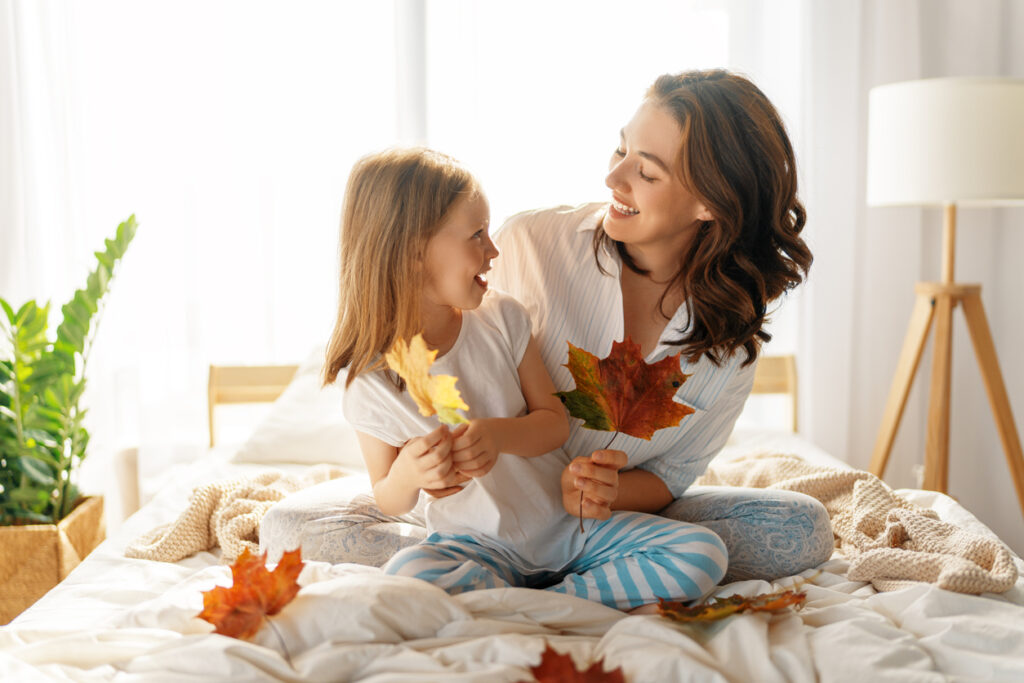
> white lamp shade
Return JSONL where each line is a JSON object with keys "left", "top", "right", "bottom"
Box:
{"left": 866, "top": 77, "right": 1024, "bottom": 207}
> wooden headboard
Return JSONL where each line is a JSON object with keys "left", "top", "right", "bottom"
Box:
{"left": 207, "top": 364, "right": 299, "bottom": 446}
{"left": 207, "top": 353, "right": 799, "bottom": 445}
{"left": 750, "top": 354, "right": 798, "bottom": 432}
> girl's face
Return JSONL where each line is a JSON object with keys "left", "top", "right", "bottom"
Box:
{"left": 421, "top": 191, "right": 498, "bottom": 312}
{"left": 603, "top": 100, "right": 713, "bottom": 254}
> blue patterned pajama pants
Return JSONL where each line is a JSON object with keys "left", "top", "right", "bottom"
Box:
{"left": 382, "top": 511, "right": 728, "bottom": 610}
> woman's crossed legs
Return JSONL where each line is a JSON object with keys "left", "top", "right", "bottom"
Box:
{"left": 260, "top": 480, "right": 833, "bottom": 584}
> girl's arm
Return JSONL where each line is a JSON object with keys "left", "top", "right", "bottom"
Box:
{"left": 357, "top": 424, "right": 463, "bottom": 515}
{"left": 451, "top": 335, "right": 569, "bottom": 476}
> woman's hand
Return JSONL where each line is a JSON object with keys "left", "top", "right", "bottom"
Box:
{"left": 392, "top": 424, "right": 464, "bottom": 491}
{"left": 450, "top": 420, "right": 500, "bottom": 478}
{"left": 561, "top": 448, "right": 629, "bottom": 520}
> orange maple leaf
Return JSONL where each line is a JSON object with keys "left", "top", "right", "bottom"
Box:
{"left": 657, "top": 588, "right": 806, "bottom": 623}
{"left": 197, "top": 547, "right": 304, "bottom": 639}
{"left": 555, "top": 338, "right": 694, "bottom": 440}
{"left": 525, "top": 644, "right": 625, "bottom": 683}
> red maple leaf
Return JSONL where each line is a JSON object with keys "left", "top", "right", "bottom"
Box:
{"left": 555, "top": 338, "right": 694, "bottom": 440}
{"left": 197, "top": 547, "right": 304, "bottom": 639}
{"left": 525, "top": 644, "right": 625, "bottom": 683}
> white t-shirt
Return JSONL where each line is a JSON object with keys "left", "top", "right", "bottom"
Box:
{"left": 491, "top": 203, "right": 757, "bottom": 498}
{"left": 343, "top": 290, "right": 584, "bottom": 572}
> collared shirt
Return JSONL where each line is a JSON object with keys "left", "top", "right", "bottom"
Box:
{"left": 491, "top": 202, "right": 757, "bottom": 498}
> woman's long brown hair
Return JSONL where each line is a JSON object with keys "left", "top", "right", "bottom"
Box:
{"left": 324, "top": 147, "right": 476, "bottom": 387}
{"left": 594, "top": 69, "right": 812, "bottom": 367}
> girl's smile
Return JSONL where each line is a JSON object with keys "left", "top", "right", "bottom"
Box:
{"left": 421, "top": 191, "right": 498, "bottom": 316}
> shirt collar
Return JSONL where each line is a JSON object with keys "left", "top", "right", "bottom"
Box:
{"left": 575, "top": 204, "right": 607, "bottom": 233}
{"left": 578, "top": 204, "right": 620, "bottom": 275}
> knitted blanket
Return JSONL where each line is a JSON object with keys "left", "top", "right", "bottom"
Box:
{"left": 696, "top": 454, "right": 1018, "bottom": 594}
{"left": 125, "top": 465, "right": 346, "bottom": 563}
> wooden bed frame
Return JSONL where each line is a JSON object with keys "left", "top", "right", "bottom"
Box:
{"left": 206, "top": 355, "right": 799, "bottom": 447}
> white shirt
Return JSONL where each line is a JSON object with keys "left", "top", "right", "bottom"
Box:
{"left": 491, "top": 203, "right": 757, "bottom": 498}
{"left": 343, "top": 291, "right": 584, "bottom": 572}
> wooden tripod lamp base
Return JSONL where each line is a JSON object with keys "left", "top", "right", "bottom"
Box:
{"left": 868, "top": 205, "right": 1024, "bottom": 518}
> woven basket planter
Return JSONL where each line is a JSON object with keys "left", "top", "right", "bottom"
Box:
{"left": 0, "top": 496, "right": 105, "bottom": 624}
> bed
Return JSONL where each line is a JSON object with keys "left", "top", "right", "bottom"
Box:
{"left": 2, "top": 351, "right": 1023, "bottom": 682}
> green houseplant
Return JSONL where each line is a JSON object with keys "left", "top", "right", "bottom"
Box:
{"left": 0, "top": 216, "right": 138, "bottom": 526}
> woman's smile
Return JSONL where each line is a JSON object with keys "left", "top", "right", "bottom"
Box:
{"left": 609, "top": 198, "right": 640, "bottom": 217}
{"left": 603, "top": 100, "right": 712, "bottom": 254}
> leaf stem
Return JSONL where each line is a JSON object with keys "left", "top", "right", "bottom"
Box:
{"left": 579, "top": 432, "right": 618, "bottom": 534}
{"left": 264, "top": 615, "right": 293, "bottom": 668}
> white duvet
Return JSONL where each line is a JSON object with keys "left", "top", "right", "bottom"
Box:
{"left": 3, "top": 437, "right": 1024, "bottom": 682}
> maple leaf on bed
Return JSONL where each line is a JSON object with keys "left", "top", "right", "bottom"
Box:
{"left": 385, "top": 333, "right": 470, "bottom": 425}
{"left": 197, "top": 547, "right": 304, "bottom": 640}
{"left": 657, "top": 587, "right": 807, "bottom": 623}
{"left": 524, "top": 644, "right": 625, "bottom": 683}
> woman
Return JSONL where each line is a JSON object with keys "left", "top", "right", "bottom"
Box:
{"left": 261, "top": 69, "right": 833, "bottom": 582}
{"left": 489, "top": 69, "right": 832, "bottom": 580}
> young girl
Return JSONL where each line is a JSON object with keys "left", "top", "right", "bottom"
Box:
{"left": 323, "top": 147, "right": 727, "bottom": 610}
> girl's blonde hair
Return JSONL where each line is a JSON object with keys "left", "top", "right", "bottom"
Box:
{"left": 324, "top": 147, "right": 477, "bottom": 387}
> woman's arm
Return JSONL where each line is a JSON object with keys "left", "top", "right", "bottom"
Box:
{"left": 612, "top": 469, "right": 673, "bottom": 512}
{"left": 451, "top": 335, "right": 569, "bottom": 475}
{"left": 563, "top": 361, "right": 754, "bottom": 518}
{"left": 560, "top": 449, "right": 673, "bottom": 518}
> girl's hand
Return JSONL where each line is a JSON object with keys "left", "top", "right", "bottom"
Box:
{"left": 561, "top": 449, "right": 628, "bottom": 520}
{"left": 450, "top": 420, "right": 500, "bottom": 478}
{"left": 422, "top": 479, "right": 470, "bottom": 498}
{"left": 393, "top": 424, "right": 463, "bottom": 491}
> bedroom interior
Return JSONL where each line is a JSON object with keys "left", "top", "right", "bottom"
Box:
{"left": 864, "top": 77, "right": 1024, "bottom": 515}
{"left": 2, "top": 0, "right": 1024, "bottom": 680}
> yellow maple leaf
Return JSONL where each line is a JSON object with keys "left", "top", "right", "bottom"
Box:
{"left": 384, "top": 333, "right": 469, "bottom": 425}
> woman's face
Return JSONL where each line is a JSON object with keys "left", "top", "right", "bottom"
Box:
{"left": 603, "top": 100, "right": 712, "bottom": 255}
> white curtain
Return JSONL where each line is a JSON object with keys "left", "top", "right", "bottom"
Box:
{"left": 0, "top": 0, "right": 77, "bottom": 306}
{"left": 800, "top": 0, "right": 1024, "bottom": 553}
{"left": 3, "top": 0, "right": 806, "bottom": 525}
{"left": 2, "top": 0, "right": 401, "bottom": 520}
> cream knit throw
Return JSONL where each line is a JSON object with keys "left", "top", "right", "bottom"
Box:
{"left": 696, "top": 453, "right": 1018, "bottom": 594}
{"left": 125, "top": 465, "right": 346, "bottom": 563}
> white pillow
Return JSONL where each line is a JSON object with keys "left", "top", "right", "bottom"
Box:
{"left": 231, "top": 347, "right": 366, "bottom": 469}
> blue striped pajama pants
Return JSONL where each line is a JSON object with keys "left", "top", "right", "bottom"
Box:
{"left": 381, "top": 511, "right": 728, "bottom": 610}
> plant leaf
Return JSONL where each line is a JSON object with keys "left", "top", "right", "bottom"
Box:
{"left": 54, "top": 215, "right": 137, "bottom": 356}
{"left": 526, "top": 644, "right": 624, "bottom": 683}
{"left": 11, "top": 456, "right": 56, "bottom": 486}
{"left": 384, "top": 333, "right": 469, "bottom": 425}
{"left": 555, "top": 338, "right": 695, "bottom": 440}
{"left": 197, "top": 547, "right": 304, "bottom": 640}
{"left": 0, "top": 298, "right": 15, "bottom": 325}
{"left": 657, "top": 588, "right": 807, "bottom": 623}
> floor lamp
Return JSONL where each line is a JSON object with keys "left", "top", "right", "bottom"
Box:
{"left": 865, "top": 77, "right": 1024, "bottom": 518}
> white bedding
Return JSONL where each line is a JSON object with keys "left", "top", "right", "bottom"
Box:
{"left": 3, "top": 433, "right": 1024, "bottom": 682}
